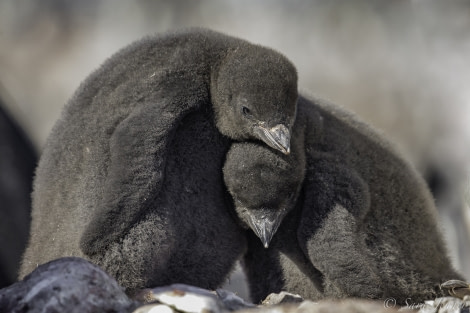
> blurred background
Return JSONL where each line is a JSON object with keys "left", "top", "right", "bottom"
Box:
{"left": 0, "top": 0, "right": 469, "bottom": 299}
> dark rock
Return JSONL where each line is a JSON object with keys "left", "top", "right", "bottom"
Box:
{"left": 0, "top": 257, "right": 137, "bottom": 313}
{"left": 3, "top": 268, "right": 467, "bottom": 313}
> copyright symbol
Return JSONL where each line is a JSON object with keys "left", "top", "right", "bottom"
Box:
{"left": 384, "top": 297, "right": 396, "bottom": 308}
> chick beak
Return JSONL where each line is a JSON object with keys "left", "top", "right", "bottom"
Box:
{"left": 254, "top": 124, "right": 291, "bottom": 155}
{"left": 245, "top": 208, "right": 287, "bottom": 248}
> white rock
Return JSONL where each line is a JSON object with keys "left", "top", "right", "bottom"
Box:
{"left": 133, "top": 304, "right": 175, "bottom": 313}
{"left": 144, "top": 284, "right": 223, "bottom": 313}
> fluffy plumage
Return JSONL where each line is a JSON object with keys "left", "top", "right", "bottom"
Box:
{"left": 20, "top": 28, "right": 298, "bottom": 292}
{"left": 223, "top": 112, "right": 306, "bottom": 248}
{"left": 224, "top": 95, "right": 463, "bottom": 304}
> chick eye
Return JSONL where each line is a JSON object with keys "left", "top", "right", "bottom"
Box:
{"left": 242, "top": 106, "right": 251, "bottom": 116}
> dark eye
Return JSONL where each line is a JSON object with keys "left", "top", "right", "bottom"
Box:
{"left": 242, "top": 106, "right": 251, "bottom": 116}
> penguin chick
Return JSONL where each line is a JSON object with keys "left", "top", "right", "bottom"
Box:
{"left": 20, "top": 28, "right": 298, "bottom": 293}
{"left": 223, "top": 115, "right": 306, "bottom": 248}
{"left": 224, "top": 106, "right": 325, "bottom": 301}
{"left": 225, "top": 94, "right": 464, "bottom": 304}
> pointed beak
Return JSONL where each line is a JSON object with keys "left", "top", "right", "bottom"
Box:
{"left": 245, "top": 208, "right": 288, "bottom": 248}
{"left": 254, "top": 124, "right": 291, "bottom": 155}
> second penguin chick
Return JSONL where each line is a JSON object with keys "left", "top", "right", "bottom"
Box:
{"left": 223, "top": 118, "right": 306, "bottom": 248}
{"left": 224, "top": 95, "right": 464, "bottom": 304}
{"left": 224, "top": 106, "right": 323, "bottom": 301}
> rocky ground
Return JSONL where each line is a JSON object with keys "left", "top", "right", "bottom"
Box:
{"left": 1, "top": 257, "right": 469, "bottom": 313}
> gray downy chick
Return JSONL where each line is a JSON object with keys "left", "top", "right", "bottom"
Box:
{"left": 20, "top": 28, "right": 298, "bottom": 293}
{"left": 224, "top": 94, "right": 464, "bottom": 304}
{"left": 223, "top": 116, "right": 306, "bottom": 248}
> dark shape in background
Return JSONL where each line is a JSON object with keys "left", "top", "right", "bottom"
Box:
{"left": 0, "top": 85, "right": 37, "bottom": 288}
